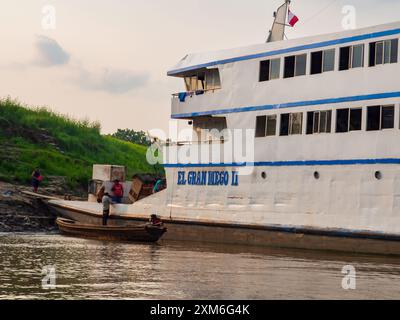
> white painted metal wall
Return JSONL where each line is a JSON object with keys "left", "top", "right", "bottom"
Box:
{"left": 122, "top": 21, "right": 400, "bottom": 235}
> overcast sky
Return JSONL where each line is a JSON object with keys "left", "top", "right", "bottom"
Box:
{"left": 0, "top": 0, "right": 399, "bottom": 134}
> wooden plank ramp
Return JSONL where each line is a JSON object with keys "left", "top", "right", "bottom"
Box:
{"left": 21, "top": 191, "right": 61, "bottom": 201}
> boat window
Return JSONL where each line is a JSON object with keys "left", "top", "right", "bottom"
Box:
{"left": 339, "top": 47, "right": 350, "bottom": 71}
{"left": 280, "top": 113, "right": 290, "bottom": 136}
{"left": 259, "top": 58, "right": 280, "bottom": 82}
{"left": 280, "top": 113, "right": 303, "bottom": 136}
{"left": 184, "top": 74, "right": 205, "bottom": 92}
{"left": 255, "top": 115, "right": 277, "bottom": 137}
{"left": 367, "top": 106, "right": 380, "bottom": 131}
{"left": 255, "top": 116, "right": 267, "bottom": 137}
{"left": 183, "top": 69, "right": 220, "bottom": 92}
{"left": 323, "top": 49, "right": 335, "bottom": 72}
{"left": 369, "top": 39, "right": 398, "bottom": 67}
{"left": 391, "top": 39, "right": 399, "bottom": 63}
{"left": 311, "top": 51, "right": 323, "bottom": 75}
{"left": 270, "top": 59, "right": 281, "bottom": 80}
{"left": 266, "top": 115, "right": 277, "bottom": 136}
{"left": 284, "top": 54, "right": 306, "bottom": 78}
{"left": 336, "top": 108, "right": 362, "bottom": 133}
{"left": 295, "top": 54, "right": 307, "bottom": 76}
{"left": 259, "top": 60, "right": 270, "bottom": 82}
{"left": 193, "top": 116, "right": 227, "bottom": 141}
{"left": 376, "top": 42, "right": 384, "bottom": 65}
{"left": 339, "top": 45, "right": 364, "bottom": 71}
{"left": 284, "top": 56, "right": 295, "bottom": 78}
{"left": 352, "top": 44, "right": 364, "bottom": 68}
{"left": 349, "top": 109, "right": 362, "bottom": 131}
{"left": 197, "top": 74, "right": 205, "bottom": 90}
{"left": 336, "top": 109, "right": 349, "bottom": 132}
{"left": 205, "top": 69, "right": 221, "bottom": 90}
{"left": 306, "top": 110, "right": 332, "bottom": 134}
{"left": 382, "top": 106, "right": 395, "bottom": 129}
{"left": 311, "top": 49, "right": 335, "bottom": 75}
{"left": 367, "top": 105, "right": 395, "bottom": 131}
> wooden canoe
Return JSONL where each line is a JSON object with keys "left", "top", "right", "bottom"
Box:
{"left": 56, "top": 218, "right": 167, "bottom": 242}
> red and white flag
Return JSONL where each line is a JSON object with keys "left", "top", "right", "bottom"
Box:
{"left": 288, "top": 9, "right": 299, "bottom": 27}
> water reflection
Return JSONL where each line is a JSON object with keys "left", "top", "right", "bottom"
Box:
{"left": 0, "top": 233, "right": 400, "bottom": 299}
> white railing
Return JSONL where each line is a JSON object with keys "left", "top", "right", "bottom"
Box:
{"left": 171, "top": 88, "right": 220, "bottom": 98}
{"left": 166, "top": 138, "right": 225, "bottom": 146}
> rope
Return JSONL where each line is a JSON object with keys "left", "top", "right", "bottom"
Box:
{"left": 301, "top": 0, "right": 342, "bottom": 25}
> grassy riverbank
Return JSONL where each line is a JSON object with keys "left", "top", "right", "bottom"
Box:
{"left": 0, "top": 98, "right": 161, "bottom": 190}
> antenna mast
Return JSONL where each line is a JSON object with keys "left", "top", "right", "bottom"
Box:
{"left": 266, "top": 0, "right": 291, "bottom": 43}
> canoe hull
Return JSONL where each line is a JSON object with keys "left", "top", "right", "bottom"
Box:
{"left": 56, "top": 218, "right": 167, "bottom": 242}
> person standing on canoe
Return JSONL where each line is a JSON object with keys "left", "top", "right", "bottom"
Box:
{"left": 102, "top": 192, "right": 114, "bottom": 226}
{"left": 111, "top": 179, "right": 124, "bottom": 204}
{"left": 31, "top": 168, "right": 43, "bottom": 193}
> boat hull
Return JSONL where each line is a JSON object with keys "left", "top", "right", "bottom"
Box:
{"left": 56, "top": 218, "right": 167, "bottom": 242}
{"left": 48, "top": 202, "right": 400, "bottom": 255}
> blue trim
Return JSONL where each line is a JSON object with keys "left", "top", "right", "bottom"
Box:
{"left": 168, "top": 27, "right": 400, "bottom": 76}
{"left": 172, "top": 91, "right": 400, "bottom": 119}
{"left": 164, "top": 158, "right": 400, "bottom": 168}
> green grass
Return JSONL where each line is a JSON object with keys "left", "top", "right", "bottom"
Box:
{"left": 0, "top": 98, "right": 163, "bottom": 190}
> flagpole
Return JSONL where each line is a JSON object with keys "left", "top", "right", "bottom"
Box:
{"left": 266, "top": 0, "right": 291, "bottom": 42}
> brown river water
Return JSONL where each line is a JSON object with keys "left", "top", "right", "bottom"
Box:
{"left": 1, "top": 232, "right": 400, "bottom": 299}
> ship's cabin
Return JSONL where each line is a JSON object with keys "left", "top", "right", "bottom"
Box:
{"left": 168, "top": 22, "right": 400, "bottom": 147}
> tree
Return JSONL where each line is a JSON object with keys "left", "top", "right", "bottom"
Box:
{"left": 112, "top": 129, "right": 151, "bottom": 146}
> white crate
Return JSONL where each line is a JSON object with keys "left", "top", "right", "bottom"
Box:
{"left": 92, "top": 165, "right": 126, "bottom": 182}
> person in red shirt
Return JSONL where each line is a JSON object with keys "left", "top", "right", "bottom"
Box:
{"left": 150, "top": 214, "right": 162, "bottom": 226}
{"left": 111, "top": 179, "right": 124, "bottom": 204}
{"left": 31, "top": 168, "right": 43, "bottom": 193}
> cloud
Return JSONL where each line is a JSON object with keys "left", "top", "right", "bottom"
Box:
{"left": 32, "top": 35, "right": 149, "bottom": 94}
{"left": 34, "top": 35, "right": 70, "bottom": 67}
{"left": 76, "top": 67, "right": 149, "bottom": 94}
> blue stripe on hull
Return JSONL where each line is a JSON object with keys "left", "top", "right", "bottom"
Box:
{"left": 164, "top": 158, "right": 400, "bottom": 168}
{"left": 172, "top": 91, "right": 400, "bottom": 119}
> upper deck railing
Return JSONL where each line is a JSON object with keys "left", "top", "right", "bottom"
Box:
{"left": 172, "top": 88, "right": 220, "bottom": 99}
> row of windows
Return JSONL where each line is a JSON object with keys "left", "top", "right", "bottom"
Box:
{"left": 255, "top": 105, "right": 396, "bottom": 138}
{"left": 184, "top": 69, "right": 221, "bottom": 92}
{"left": 259, "top": 38, "right": 399, "bottom": 82}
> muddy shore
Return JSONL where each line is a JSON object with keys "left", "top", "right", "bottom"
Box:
{"left": 0, "top": 179, "right": 86, "bottom": 232}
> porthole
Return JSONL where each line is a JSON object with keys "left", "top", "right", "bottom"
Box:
{"left": 375, "top": 171, "right": 382, "bottom": 180}
{"left": 261, "top": 172, "right": 267, "bottom": 180}
{"left": 314, "top": 171, "right": 320, "bottom": 180}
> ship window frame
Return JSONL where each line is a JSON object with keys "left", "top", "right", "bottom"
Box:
{"left": 184, "top": 72, "right": 205, "bottom": 92}
{"left": 205, "top": 69, "right": 221, "bottom": 90}
{"left": 339, "top": 44, "right": 364, "bottom": 71}
{"left": 259, "top": 58, "right": 281, "bottom": 82}
{"left": 284, "top": 54, "right": 307, "bottom": 78}
{"left": 280, "top": 112, "right": 303, "bottom": 136}
{"left": 335, "top": 108, "right": 362, "bottom": 133}
{"left": 183, "top": 69, "right": 221, "bottom": 92}
{"left": 310, "top": 49, "right": 335, "bottom": 75}
{"left": 323, "top": 49, "right": 336, "bottom": 72}
{"left": 306, "top": 110, "right": 332, "bottom": 134}
{"left": 295, "top": 54, "right": 307, "bottom": 77}
{"left": 369, "top": 39, "right": 398, "bottom": 67}
{"left": 255, "top": 115, "right": 277, "bottom": 137}
{"left": 255, "top": 116, "right": 267, "bottom": 138}
{"left": 367, "top": 105, "right": 395, "bottom": 131}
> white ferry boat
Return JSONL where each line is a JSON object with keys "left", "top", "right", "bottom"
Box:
{"left": 48, "top": 1, "right": 400, "bottom": 255}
